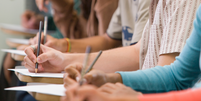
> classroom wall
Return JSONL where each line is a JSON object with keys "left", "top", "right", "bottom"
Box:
{"left": 0, "top": 0, "right": 26, "bottom": 73}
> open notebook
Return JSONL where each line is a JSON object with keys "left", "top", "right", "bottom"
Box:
{"left": 5, "top": 84, "right": 65, "bottom": 96}
{"left": 9, "top": 68, "right": 64, "bottom": 78}
{"left": 0, "top": 23, "right": 55, "bottom": 34}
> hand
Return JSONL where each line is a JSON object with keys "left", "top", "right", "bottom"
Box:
{"left": 35, "top": 0, "right": 49, "bottom": 12}
{"left": 29, "top": 33, "right": 68, "bottom": 52}
{"left": 64, "top": 63, "right": 122, "bottom": 87}
{"left": 61, "top": 84, "right": 140, "bottom": 101}
{"left": 61, "top": 84, "right": 113, "bottom": 101}
{"left": 98, "top": 83, "right": 142, "bottom": 97}
{"left": 24, "top": 44, "right": 66, "bottom": 73}
{"left": 63, "top": 63, "right": 82, "bottom": 88}
{"left": 64, "top": 63, "right": 108, "bottom": 87}
{"left": 21, "top": 10, "right": 44, "bottom": 29}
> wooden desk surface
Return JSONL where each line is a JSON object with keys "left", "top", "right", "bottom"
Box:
{"left": 31, "top": 92, "right": 61, "bottom": 101}
{"left": 11, "top": 53, "right": 25, "bottom": 61}
{"left": 1, "top": 27, "right": 36, "bottom": 37}
{"left": 15, "top": 72, "right": 64, "bottom": 84}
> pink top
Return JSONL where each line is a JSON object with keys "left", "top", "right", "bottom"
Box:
{"left": 139, "top": 88, "right": 201, "bottom": 101}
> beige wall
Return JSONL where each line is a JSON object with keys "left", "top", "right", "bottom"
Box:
{"left": 0, "top": 0, "right": 25, "bottom": 73}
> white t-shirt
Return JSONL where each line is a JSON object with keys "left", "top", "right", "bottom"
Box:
{"left": 107, "top": 0, "right": 150, "bottom": 46}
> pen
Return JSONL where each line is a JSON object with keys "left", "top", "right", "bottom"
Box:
{"left": 85, "top": 50, "right": 102, "bottom": 74}
{"left": 43, "top": 16, "right": 48, "bottom": 44}
{"left": 79, "top": 46, "right": 91, "bottom": 86}
{"left": 35, "top": 21, "right": 43, "bottom": 73}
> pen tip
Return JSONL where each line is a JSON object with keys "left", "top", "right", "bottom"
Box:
{"left": 35, "top": 69, "right": 38, "bottom": 74}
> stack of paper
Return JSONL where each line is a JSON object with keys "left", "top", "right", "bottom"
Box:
{"left": 5, "top": 84, "right": 65, "bottom": 96}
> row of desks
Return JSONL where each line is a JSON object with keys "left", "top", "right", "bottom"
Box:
{"left": 1, "top": 25, "right": 62, "bottom": 101}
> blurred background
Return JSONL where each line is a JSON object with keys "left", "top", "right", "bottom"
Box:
{"left": 0, "top": 0, "right": 40, "bottom": 73}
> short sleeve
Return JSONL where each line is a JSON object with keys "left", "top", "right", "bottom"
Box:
{"left": 106, "top": 5, "right": 122, "bottom": 40}
{"left": 130, "top": 0, "right": 150, "bottom": 44}
{"left": 160, "top": 0, "right": 199, "bottom": 55}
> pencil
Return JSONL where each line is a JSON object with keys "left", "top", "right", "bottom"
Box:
{"left": 43, "top": 16, "right": 48, "bottom": 44}
{"left": 35, "top": 21, "right": 43, "bottom": 73}
{"left": 79, "top": 46, "right": 91, "bottom": 86}
{"left": 85, "top": 50, "right": 102, "bottom": 74}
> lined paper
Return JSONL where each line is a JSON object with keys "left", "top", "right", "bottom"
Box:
{"left": 5, "top": 84, "right": 65, "bottom": 96}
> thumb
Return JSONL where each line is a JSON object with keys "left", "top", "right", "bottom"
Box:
{"left": 65, "top": 67, "right": 81, "bottom": 80}
{"left": 84, "top": 71, "right": 95, "bottom": 84}
{"left": 40, "top": 44, "right": 52, "bottom": 53}
{"left": 37, "top": 51, "right": 54, "bottom": 63}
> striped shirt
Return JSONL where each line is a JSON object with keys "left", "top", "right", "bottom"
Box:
{"left": 138, "top": 0, "right": 201, "bottom": 70}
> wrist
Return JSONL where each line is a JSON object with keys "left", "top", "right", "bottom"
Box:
{"left": 62, "top": 38, "right": 71, "bottom": 53}
{"left": 106, "top": 73, "right": 122, "bottom": 83}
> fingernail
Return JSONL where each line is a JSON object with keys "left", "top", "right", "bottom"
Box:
{"left": 33, "top": 59, "right": 36, "bottom": 63}
{"left": 37, "top": 57, "right": 41, "bottom": 63}
{"left": 76, "top": 77, "right": 80, "bottom": 82}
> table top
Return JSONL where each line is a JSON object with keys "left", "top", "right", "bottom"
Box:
{"left": 11, "top": 53, "right": 25, "bottom": 61}
{"left": 15, "top": 72, "right": 64, "bottom": 84}
{"left": 32, "top": 92, "right": 61, "bottom": 101}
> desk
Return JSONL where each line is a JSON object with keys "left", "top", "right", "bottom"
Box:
{"left": 15, "top": 71, "right": 64, "bottom": 101}
{"left": 15, "top": 72, "right": 63, "bottom": 84}
{"left": 31, "top": 92, "right": 61, "bottom": 101}
{"left": 11, "top": 53, "right": 25, "bottom": 61}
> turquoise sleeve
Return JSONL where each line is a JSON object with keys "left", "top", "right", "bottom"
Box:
{"left": 117, "top": 5, "right": 201, "bottom": 94}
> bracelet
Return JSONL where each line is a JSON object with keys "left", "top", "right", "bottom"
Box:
{"left": 65, "top": 38, "right": 71, "bottom": 52}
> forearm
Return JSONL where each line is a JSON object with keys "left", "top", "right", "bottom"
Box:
{"left": 66, "top": 44, "right": 139, "bottom": 73}
{"left": 70, "top": 34, "right": 121, "bottom": 53}
{"left": 118, "top": 66, "right": 180, "bottom": 93}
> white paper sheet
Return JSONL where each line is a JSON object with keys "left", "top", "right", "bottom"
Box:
{"left": 5, "top": 84, "right": 65, "bottom": 96}
{"left": 0, "top": 23, "right": 55, "bottom": 34}
{"left": 8, "top": 68, "right": 64, "bottom": 78}
{"left": 7, "top": 38, "right": 29, "bottom": 45}
{"left": 1, "top": 49, "right": 26, "bottom": 56}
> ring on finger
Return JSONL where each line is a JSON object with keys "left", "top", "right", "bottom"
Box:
{"left": 30, "top": 45, "right": 36, "bottom": 53}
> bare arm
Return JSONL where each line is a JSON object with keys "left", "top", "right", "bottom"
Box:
{"left": 70, "top": 34, "right": 122, "bottom": 52}
{"left": 65, "top": 39, "right": 141, "bottom": 73}
{"left": 157, "top": 53, "right": 179, "bottom": 66}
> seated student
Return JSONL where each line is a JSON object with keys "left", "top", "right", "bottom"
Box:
{"left": 34, "top": 0, "right": 118, "bottom": 39}
{"left": 24, "top": 0, "right": 200, "bottom": 74}
{"left": 60, "top": 4, "right": 201, "bottom": 101}
{"left": 1, "top": 0, "right": 118, "bottom": 101}
{"left": 30, "top": 0, "right": 150, "bottom": 53}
